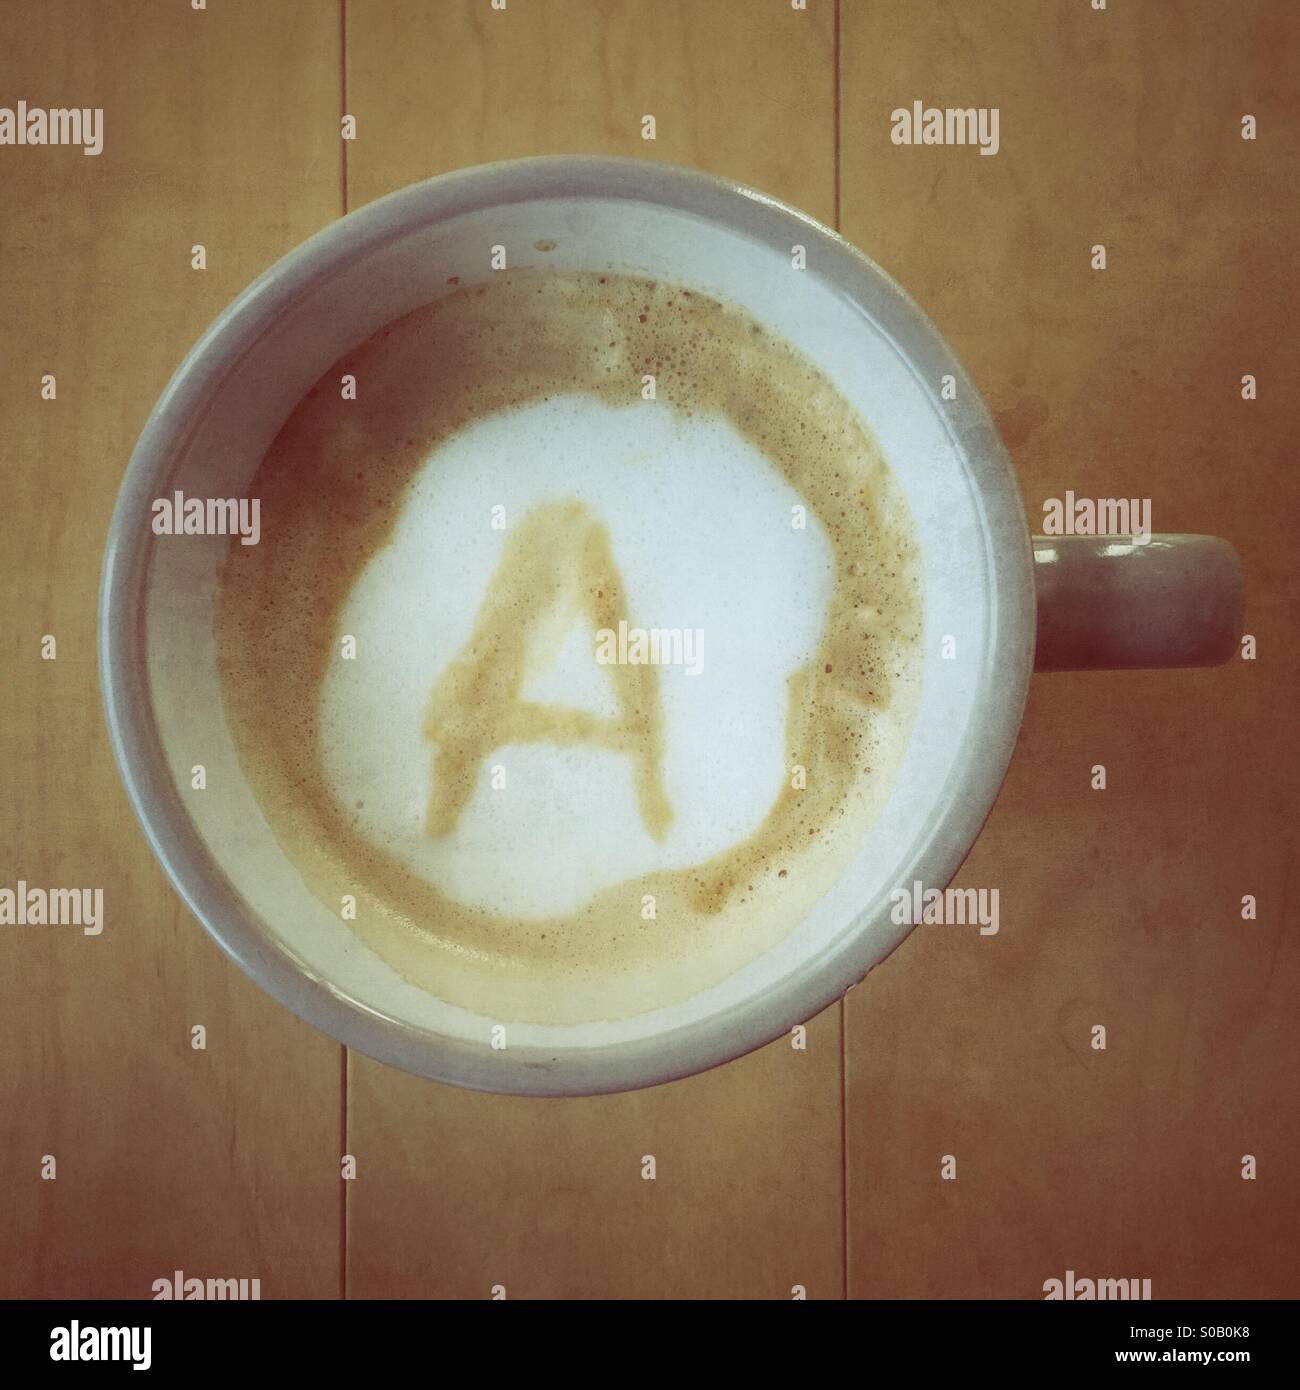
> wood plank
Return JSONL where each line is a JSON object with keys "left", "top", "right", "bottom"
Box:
{"left": 840, "top": 0, "right": 1300, "bottom": 1297}
{"left": 343, "top": 0, "right": 844, "bottom": 1298}
{"left": 344, "top": 0, "right": 836, "bottom": 223}
{"left": 0, "top": 0, "right": 345, "bottom": 1298}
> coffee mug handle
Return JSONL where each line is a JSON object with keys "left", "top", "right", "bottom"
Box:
{"left": 1032, "top": 534, "right": 1244, "bottom": 672}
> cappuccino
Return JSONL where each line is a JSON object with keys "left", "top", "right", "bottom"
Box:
{"left": 216, "top": 271, "right": 922, "bottom": 1024}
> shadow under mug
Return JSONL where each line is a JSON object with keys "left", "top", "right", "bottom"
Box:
{"left": 99, "top": 157, "right": 1244, "bottom": 1095}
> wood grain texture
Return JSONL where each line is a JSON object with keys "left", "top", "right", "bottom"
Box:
{"left": 342, "top": 0, "right": 844, "bottom": 1299}
{"left": 3, "top": 0, "right": 1295, "bottom": 1303}
{"left": 345, "top": 0, "right": 837, "bottom": 224}
{"left": 0, "top": 0, "right": 343, "bottom": 1298}
{"left": 839, "top": 0, "right": 1300, "bottom": 1297}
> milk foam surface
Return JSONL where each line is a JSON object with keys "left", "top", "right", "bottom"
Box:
{"left": 216, "top": 270, "right": 923, "bottom": 1024}
{"left": 321, "top": 396, "right": 833, "bottom": 919}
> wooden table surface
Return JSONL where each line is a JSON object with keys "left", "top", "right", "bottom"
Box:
{"left": 1, "top": 0, "right": 1295, "bottom": 1299}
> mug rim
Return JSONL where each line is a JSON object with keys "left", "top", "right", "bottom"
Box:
{"left": 98, "top": 155, "right": 1034, "bottom": 1095}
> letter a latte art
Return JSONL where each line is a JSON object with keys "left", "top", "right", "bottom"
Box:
{"left": 216, "top": 270, "right": 923, "bottom": 1024}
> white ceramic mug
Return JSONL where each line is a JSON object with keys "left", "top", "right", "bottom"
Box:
{"left": 99, "top": 157, "right": 1243, "bottom": 1095}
